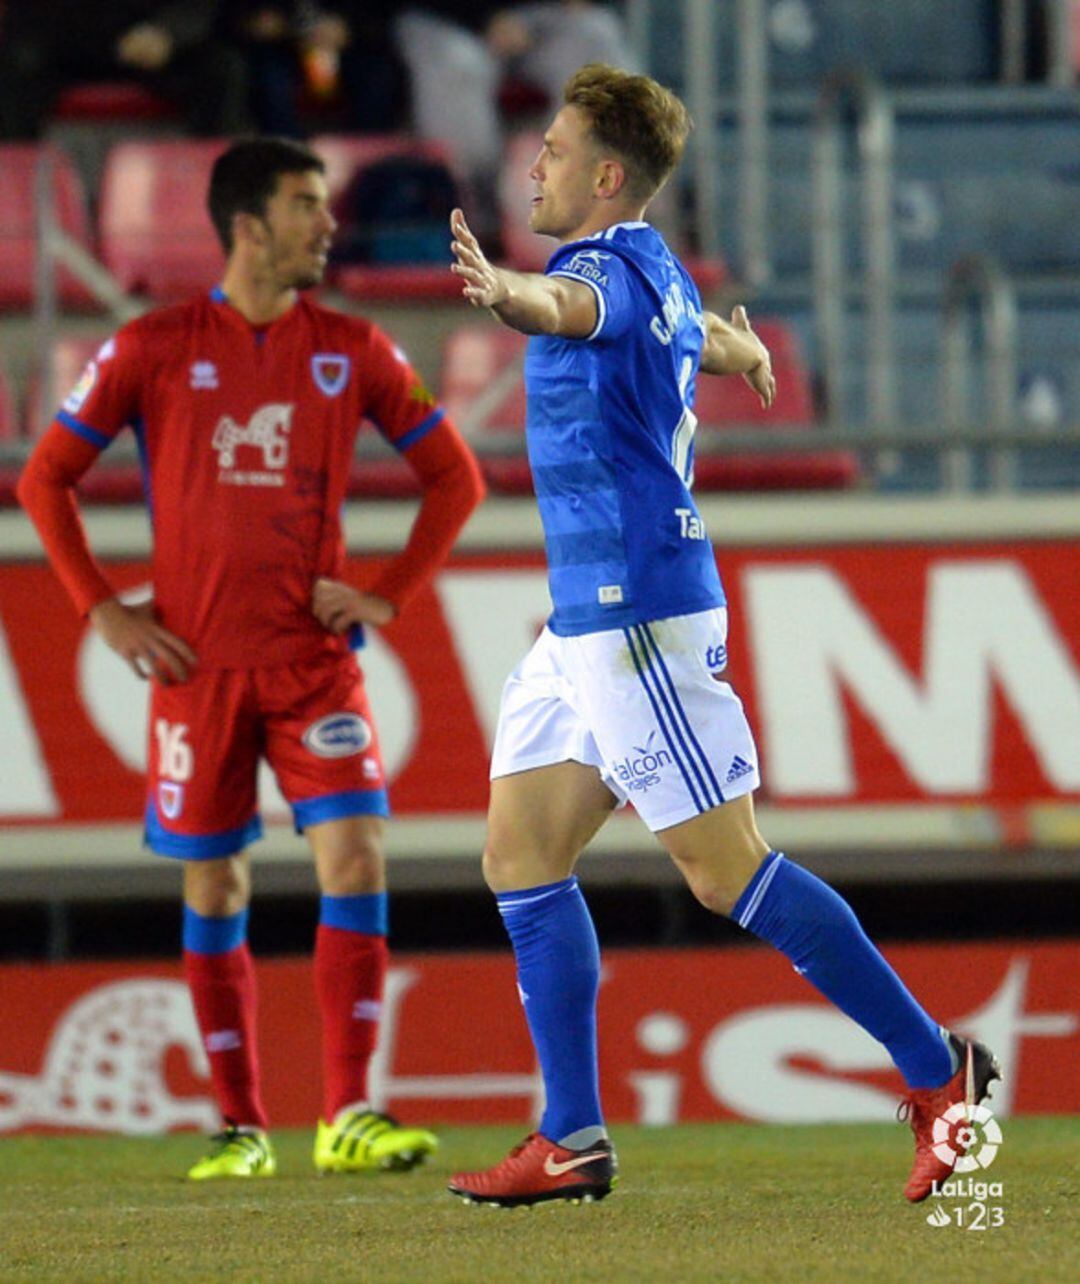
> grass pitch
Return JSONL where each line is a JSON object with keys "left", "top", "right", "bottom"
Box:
{"left": 1, "top": 1119, "right": 1076, "bottom": 1283}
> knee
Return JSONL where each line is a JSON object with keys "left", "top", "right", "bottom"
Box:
{"left": 481, "top": 838, "right": 518, "bottom": 894}
{"left": 318, "top": 831, "right": 385, "bottom": 896}
{"left": 685, "top": 873, "right": 740, "bottom": 919}
{"left": 184, "top": 857, "right": 250, "bottom": 917}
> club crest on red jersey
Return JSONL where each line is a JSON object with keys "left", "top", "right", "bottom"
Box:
{"left": 312, "top": 354, "right": 350, "bottom": 397}
{"left": 158, "top": 782, "right": 184, "bottom": 820}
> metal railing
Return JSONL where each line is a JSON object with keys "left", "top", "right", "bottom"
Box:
{"left": 941, "top": 257, "right": 1020, "bottom": 491}
{"left": 812, "top": 70, "right": 897, "bottom": 430}
{"left": 31, "top": 151, "right": 142, "bottom": 426}
{"left": 1002, "top": 0, "right": 1076, "bottom": 86}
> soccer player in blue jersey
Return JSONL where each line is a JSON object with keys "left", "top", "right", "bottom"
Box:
{"left": 446, "top": 64, "right": 1000, "bottom": 1207}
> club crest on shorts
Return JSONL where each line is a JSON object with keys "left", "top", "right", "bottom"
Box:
{"left": 302, "top": 712, "right": 371, "bottom": 758}
{"left": 311, "top": 354, "right": 350, "bottom": 397}
{"left": 158, "top": 782, "right": 184, "bottom": 820}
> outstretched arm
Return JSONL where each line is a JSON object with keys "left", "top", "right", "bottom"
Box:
{"left": 450, "top": 209, "right": 597, "bottom": 338}
{"left": 700, "top": 306, "right": 776, "bottom": 409}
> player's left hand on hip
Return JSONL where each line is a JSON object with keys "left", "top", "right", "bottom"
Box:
{"left": 312, "top": 578, "right": 394, "bottom": 635}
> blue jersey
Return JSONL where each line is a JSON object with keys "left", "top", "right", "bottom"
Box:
{"left": 524, "top": 222, "right": 725, "bottom": 636}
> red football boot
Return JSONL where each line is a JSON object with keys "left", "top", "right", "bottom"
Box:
{"left": 898, "top": 1032, "right": 1002, "bottom": 1203}
{"left": 448, "top": 1132, "right": 618, "bottom": 1207}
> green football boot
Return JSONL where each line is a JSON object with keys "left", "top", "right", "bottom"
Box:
{"left": 187, "top": 1125, "right": 277, "bottom": 1180}
{"left": 313, "top": 1107, "right": 438, "bottom": 1174}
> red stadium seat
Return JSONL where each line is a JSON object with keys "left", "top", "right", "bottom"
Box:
{"left": 441, "top": 323, "right": 528, "bottom": 434}
{"left": 99, "top": 140, "right": 226, "bottom": 300}
{"left": 54, "top": 82, "right": 178, "bottom": 123}
{"left": 312, "top": 134, "right": 465, "bottom": 302}
{"left": 0, "top": 144, "right": 95, "bottom": 309}
{"left": 440, "top": 323, "right": 531, "bottom": 493}
{"left": 442, "top": 319, "right": 858, "bottom": 493}
{"left": 692, "top": 320, "right": 860, "bottom": 490}
{"left": 498, "top": 130, "right": 726, "bottom": 293}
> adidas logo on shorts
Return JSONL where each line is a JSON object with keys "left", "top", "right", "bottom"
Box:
{"left": 725, "top": 754, "right": 754, "bottom": 784}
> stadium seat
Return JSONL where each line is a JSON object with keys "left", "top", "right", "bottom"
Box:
{"left": 440, "top": 323, "right": 530, "bottom": 492}
{"left": 99, "top": 140, "right": 226, "bottom": 299}
{"left": 498, "top": 131, "right": 725, "bottom": 292}
{"left": 647, "top": 0, "right": 998, "bottom": 90}
{"left": 312, "top": 134, "right": 465, "bottom": 301}
{"left": 0, "top": 144, "right": 95, "bottom": 310}
{"left": 441, "top": 323, "right": 528, "bottom": 433}
{"left": 440, "top": 319, "right": 858, "bottom": 493}
{"left": 53, "top": 82, "right": 178, "bottom": 123}
{"left": 692, "top": 320, "right": 859, "bottom": 490}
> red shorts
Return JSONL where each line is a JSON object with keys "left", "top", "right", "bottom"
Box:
{"left": 145, "top": 651, "right": 388, "bottom": 859}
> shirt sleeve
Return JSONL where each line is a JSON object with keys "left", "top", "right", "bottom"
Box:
{"left": 351, "top": 324, "right": 485, "bottom": 612}
{"left": 546, "top": 243, "right": 636, "bottom": 343}
{"left": 359, "top": 324, "right": 447, "bottom": 453}
{"left": 15, "top": 325, "right": 143, "bottom": 617}
{"left": 52, "top": 327, "right": 142, "bottom": 453}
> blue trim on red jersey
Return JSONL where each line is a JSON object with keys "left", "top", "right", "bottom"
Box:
{"left": 57, "top": 410, "right": 110, "bottom": 450}
{"left": 293, "top": 788, "right": 390, "bottom": 832}
{"left": 144, "top": 804, "right": 263, "bottom": 859}
{"left": 391, "top": 407, "right": 445, "bottom": 453}
{"left": 210, "top": 286, "right": 227, "bottom": 303}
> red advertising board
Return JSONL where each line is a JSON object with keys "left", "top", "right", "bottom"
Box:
{"left": 1, "top": 542, "right": 1078, "bottom": 830}
{"left": 0, "top": 941, "right": 1076, "bottom": 1134}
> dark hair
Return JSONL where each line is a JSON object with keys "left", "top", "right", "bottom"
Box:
{"left": 207, "top": 137, "right": 325, "bottom": 251}
{"left": 563, "top": 64, "right": 692, "bottom": 200}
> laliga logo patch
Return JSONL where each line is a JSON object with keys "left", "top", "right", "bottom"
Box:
{"left": 303, "top": 712, "right": 371, "bottom": 759}
{"left": 63, "top": 362, "right": 98, "bottom": 414}
{"left": 158, "top": 782, "right": 184, "bottom": 820}
{"left": 312, "top": 354, "right": 350, "bottom": 397}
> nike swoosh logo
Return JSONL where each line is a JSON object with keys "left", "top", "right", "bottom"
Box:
{"left": 543, "top": 1151, "right": 605, "bottom": 1177}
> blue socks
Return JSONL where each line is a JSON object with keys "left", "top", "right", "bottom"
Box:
{"left": 182, "top": 905, "right": 248, "bottom": 955}
{"left": 496, "top": 877, "right": 604, "bottom": 1142}
{"left": 319, "top": 892, "right": 388, "bottom": 936}
{"left": 733, "top": 853, "right": 954, "bottom": 1089}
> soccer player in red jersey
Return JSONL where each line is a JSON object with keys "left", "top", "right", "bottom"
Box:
{"left": 18, "top": 138, "right": 485, "bottom": 1179}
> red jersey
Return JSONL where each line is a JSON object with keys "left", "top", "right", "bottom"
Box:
{"left": 20, "top": 290, "right": 484, "bottom": 667}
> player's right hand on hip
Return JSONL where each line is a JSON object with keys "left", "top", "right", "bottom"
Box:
{"left": 89, "top": 597, "right": 196, "bottom": 683}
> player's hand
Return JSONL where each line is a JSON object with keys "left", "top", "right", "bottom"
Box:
{"left": 312, "top": 579, "right": 395, "bottom": 636}
{"left": 89, "top": 598, "right": 196, "bottom": 683}
{"left": 450, "top": 209, "right": 509, "bottom": 309}
{"left": 732, "top": 305, "right": 776, "bottom": 410}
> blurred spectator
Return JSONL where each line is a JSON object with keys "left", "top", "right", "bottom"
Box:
{"left": 395, "top": 3, "right": 638, "bottom": 224}
{"left": 0, "top": 0, "right": 251, "bottom": 138}
{"left": 227, "top": 4, "right": 408, "bottom": 137}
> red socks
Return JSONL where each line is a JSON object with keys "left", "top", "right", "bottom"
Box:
{"left": 183, "top": 944, "right": 268, "bottom": 1130}
{"left": 314, "top": 925, "right": 388, "bottom": 1121}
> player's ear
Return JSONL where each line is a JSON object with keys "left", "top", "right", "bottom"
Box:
{"left": 232, "top": 210, "right": 268, "bottom": 250}
{"left": 596, "top": 158, "right": 627, "bottom": 201}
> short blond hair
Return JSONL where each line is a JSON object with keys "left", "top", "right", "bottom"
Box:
{"left": 563, "top": 64, "right": 692, "bottom": 200}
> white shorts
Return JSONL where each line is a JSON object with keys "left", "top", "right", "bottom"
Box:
{"left": 490, "top": 608, "right": 760, "bottom": 832}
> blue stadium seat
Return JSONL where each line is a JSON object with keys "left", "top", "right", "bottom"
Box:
{"left": 647, "top": 0, "right": 999, "bottom": 90}
{"left": 703, "top": 90, "right": 1080, "bottom": 276}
